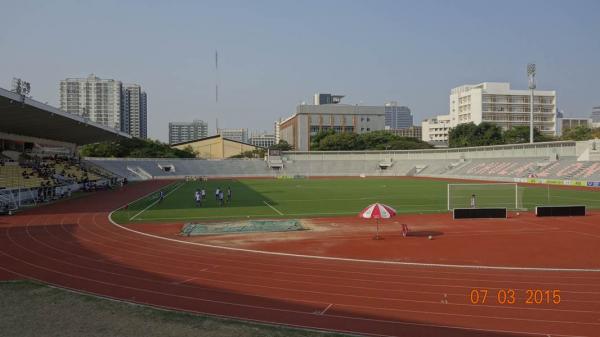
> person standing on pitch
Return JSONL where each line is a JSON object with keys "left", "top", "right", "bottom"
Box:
{"left": 194, "top": 190, "right": 202, "bottom": 207}
{"left": 201, "top": 187, "right": 206, "bottom": 201}
{"left": 470, "top": 194, "right": 477, "bottom": 208}
{"left": 218, "top": 190, "right": 225, "bottom": 206}
{"left": 215, "top": 187, "right": 220, "bottom": 201}
{"left": 227, "top": 186, "right": 232, "bottom": 203}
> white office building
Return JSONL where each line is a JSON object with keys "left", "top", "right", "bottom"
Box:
{"left": 248, "top": 133, "right": 276, "bottom": 148}
{"left": 169, "top": 120, "right": 208, "bottom": 144}
{"left": 449, "top": 82, "right": 557, "bottom": 135}
{"left": 421, "top": 115, "right": 451, "bottom": 146}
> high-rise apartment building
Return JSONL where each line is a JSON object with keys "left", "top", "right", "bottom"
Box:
{"left": 591, "top": 106, "right": 600, "bottom": 128}
{"left": 168, "top": 120, "right": 208, "bottom": 144}
{"left": 217, "top": 128, "right": 248, "bottom": 143}
{"left": 123, "top": 84, "right": 147, "bottom": 138}
{"left": 384, "top": 101, "right": 413, "bottom": 129}
{"left": 60, "top": 74, "right": 123, "bottom": 131}
{"left": 60, "top": 74, "right": 147, "bottom": 138}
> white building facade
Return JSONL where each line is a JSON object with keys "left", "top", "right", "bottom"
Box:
{"left": 60, "top": 74, "right": 123, "bottom": 131}
{"left": 449, "top": 82, "right": 557, "bottom": 135}
{"left": 248, "top": 133, "right": 276, "bottom": 148}
{"left": 60, "top": 74, "right": 147, "bottom": 138}
{"left": 421, "top": 115, "right": 451, "bottom": 146}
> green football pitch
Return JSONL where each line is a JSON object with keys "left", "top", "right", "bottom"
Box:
{"left": 111, "top": 178, "right": 600, "bottom": 224}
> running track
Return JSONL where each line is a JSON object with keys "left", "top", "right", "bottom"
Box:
{"left": 1, "top": 180, "right": 599, "bottom": 337}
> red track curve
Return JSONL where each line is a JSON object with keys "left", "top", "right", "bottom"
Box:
{"left": 1, "top": 180, "right": 600, "bottom": 337}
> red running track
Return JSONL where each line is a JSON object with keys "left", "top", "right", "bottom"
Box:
{"left": 1, "top": 180, "right": 600, "bottom": 337}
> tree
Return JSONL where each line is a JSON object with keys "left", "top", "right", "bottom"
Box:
{"left": 448, "top": 122, "right": 504, "bottom": 148}
{"left": 310, "top": 130, "right": 434, "bottom": 151}
{"left": 229, "top": 148, "right": 266, "bottom": 158}
{"left": 503, "top": 126, "right": 552, "bottom": 144}
{"left": 269, "top": 140, "right": 292, "bottom": 151}
{"left": 317, "top": 132, "right": 364, "bottom": 151}
{"left": 448, "top": 123, "right": 478, "bottom": 148}
{"left": 472, "top": 122, "right": 504, "bottom": 146}
{"left": 561, "top": 126, "right": 593, "bottom": 141}
{"left": 360, "top": 131, "right": 397, "bottom": 149}
{"left": 310, "top": 129, "right": 335, "bottom": 150}
{"left": 79, "top": 138, "right": 196, "bottom": 158}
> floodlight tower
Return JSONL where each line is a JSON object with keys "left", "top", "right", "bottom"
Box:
{"left": 527, "top": 63, "right": 536, "bottom": 144}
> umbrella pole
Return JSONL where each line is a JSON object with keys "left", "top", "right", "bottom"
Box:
{"left": 376, "top": 218, "right": 380, "bottom": 240}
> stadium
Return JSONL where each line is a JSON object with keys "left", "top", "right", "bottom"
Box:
{"left": 2, "top": 88, "right": 600, "bottom": 337}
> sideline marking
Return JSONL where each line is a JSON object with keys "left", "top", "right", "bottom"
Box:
{"left": 128, "top": 182, "right": 185, "bottom": 221}
{"left": 263, "top": 201, "right": 284, "bottom": 215}
{"left": 110, "top": 183, "right": 600, "bottom": 273}
{"left": 135, "top": 209, "right": 447, "bottom": 221}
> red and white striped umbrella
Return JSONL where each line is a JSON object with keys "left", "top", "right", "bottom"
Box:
{"left": 359, "top": 203, "right": 397, "bottom": 219}
{"left": 358, "top": 203, "right": 397, "bottom": 239}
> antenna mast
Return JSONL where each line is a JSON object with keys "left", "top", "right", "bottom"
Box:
{"left": 215, "top": 50, "right": 219, "bottom": 134}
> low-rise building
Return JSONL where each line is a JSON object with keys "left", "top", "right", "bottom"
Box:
{"left": 557, "top": 117, "right": 592, "bottom": 136}
{"left": 171, "top": 134, "right": 261, "bottom": 159}
{"left": 279, "top": 93, "right": 387, "bottom": 151}
{"left": 421, "top": 115, "right": 451, "bottom": 146}
{"left": 385, "top": 126, "right": 422, "bottom": 140}
{"left": 248, "top": 133, "right": 276, "bottom": 148}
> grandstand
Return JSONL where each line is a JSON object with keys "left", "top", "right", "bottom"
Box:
{"left": 87, "top": 139, "right": 600, "bottom": 187}
{"left": 0, "top": 87, "right": 128, "bottom": 210}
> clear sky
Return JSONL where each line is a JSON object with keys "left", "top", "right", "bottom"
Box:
{"left": 1, "top": 0, "right": 599, "bottom": 141}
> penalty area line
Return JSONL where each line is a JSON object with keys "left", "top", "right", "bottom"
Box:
{"left": 263, "top": 201, "right": 284, "bottom": 215}
{"left": 129, "top": 182, "right": 185, "bottom": 221}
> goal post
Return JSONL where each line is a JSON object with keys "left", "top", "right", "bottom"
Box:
{"left": 447, "top": 183, "right": 522, "bottom": 211}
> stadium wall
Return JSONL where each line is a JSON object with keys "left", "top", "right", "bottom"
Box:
{"left": 283, "top": 141, "right": 578, "bottom": 161}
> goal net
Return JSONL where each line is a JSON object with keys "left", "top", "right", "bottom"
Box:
{"left": 447, "top": 183, "right": 523, "bottom": 210}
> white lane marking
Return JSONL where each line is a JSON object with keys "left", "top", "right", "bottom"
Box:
{"left": 109, "top": 209, "right": 600, "bottom": 273}
{"left": 172, "top": 277, "right": 197, "bottom": 285}
{"left": 263, "top": 201, "right": 284, "bottom": 215}
{"left": 109, "top": 183, "right": 600, "bottom": 273}
{"left": 320, "top": 303, "right": 333, "bottom": 315}
{"left": 129, "top": 182, "right": 184, "bottom": 220}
